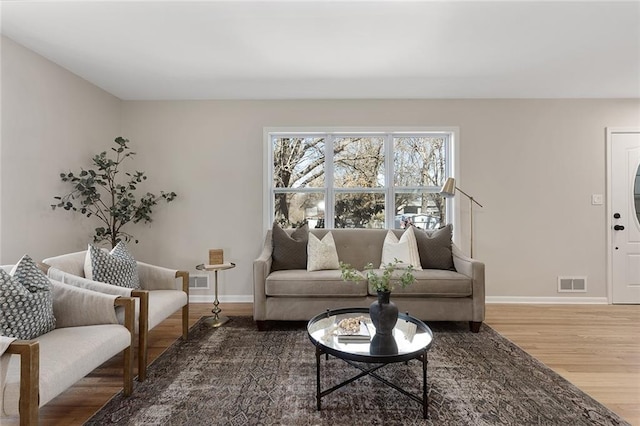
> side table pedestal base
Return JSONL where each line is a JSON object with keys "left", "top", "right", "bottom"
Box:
{"left": 195, "top": 263, "right": 236, "bottom": 329}
{"left": 204, "top": 315, "right": 230, "bottom": 328}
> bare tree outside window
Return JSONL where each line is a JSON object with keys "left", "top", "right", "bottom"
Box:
{"left": 273, "top": 137, "right": 325, "bottom": 189}
{"left": 270, "top": 132, "right": 451, "bottom": 229}
{"left": 394, "top": 136, "right": 447, "bottom": 229}
{"left": 273, "top": 137, "right": 324, "bottom": 227}
{"left": 334, "top": 137, "right": 385, "bottom": 188}
{"left": 333, "top": 137, "right": 385, "bottom": 228}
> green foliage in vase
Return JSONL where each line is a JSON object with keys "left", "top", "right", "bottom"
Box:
{"left": 51, "top": 137, "right": 177, "bottom": 248}
{"left": 340, "top": 259, "right": 415, "bottom": 293}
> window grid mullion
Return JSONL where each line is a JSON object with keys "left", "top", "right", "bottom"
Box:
{"left": 385, "top": 134, "right": 394, "bottom": 228}
{"left": 325, "top": 134, "right": 335, "bottom": 229}
{"left": 444, "top": 133, "right": 454, "bottom": 226}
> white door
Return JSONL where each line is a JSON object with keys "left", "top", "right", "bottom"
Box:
{"left": 609, "top": 130, "right": 640, "bottom": 304}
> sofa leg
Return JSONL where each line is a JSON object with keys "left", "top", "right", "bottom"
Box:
{"left": 469, "top": 321, "right": 482, "bottom": 333}
{"left": 256, "top": 320, "right": 269, "bottom": 331}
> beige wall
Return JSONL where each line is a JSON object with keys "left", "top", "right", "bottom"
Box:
{"left": 3, "top": 38, "right": 640, "bottom": 301}
{"left": 121, "top": 99, "right": 640, "bottom": 301}
{"left": 0, "top": 36, "right": 121, "bottom": 263}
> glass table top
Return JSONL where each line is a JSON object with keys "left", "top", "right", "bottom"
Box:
{"left": 307, "top": 308, "right": 433, "bottom": 362}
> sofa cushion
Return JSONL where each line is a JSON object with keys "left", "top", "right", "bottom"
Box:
{"left": 368, "top": 269, "right": 471, "bottom": 297}
{"left": 271, "top": 222, "right": 309, "bottom": 271}
{"left": 380, "top": 226, "right": 422, "bottom": 269}
{"left": 266, "top": 269, "right": 368, "bottom": 297}
{"left": 414, "top": 224, "right": 455, "bottom": 270}
{"left": 307, "top": 231, "right": 340, "bottom": 271}
{"left": 312, "top": 228, "right": 388, "bottom": 271}
{"left": 146, "top": 290, "right": 189, "bottom": 330}
{"left": 85, "top": 242, "right": 140, "bottom": 289}
{"left": 0, "top": 255, "right": 56, "bottom": 340}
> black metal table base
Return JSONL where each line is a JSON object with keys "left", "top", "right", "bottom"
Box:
{"left": 315, "top": 346, "right": 428, "bottom": 419}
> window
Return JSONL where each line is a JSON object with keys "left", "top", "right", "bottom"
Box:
{"left": 266, "top": 129, "right": 456, "bottom": 230}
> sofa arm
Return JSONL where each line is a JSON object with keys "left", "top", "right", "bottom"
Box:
{"left": 4, "top": 340, "right": 39, "bottom": 425}
{"left": 136, "top": 262, "right": 189, "bottom": 342}
{"left": 137, "top": 261, "right": 188, "bottom": 293}
{"left": 452, "top": 245, "right": 485, "bottom": 322}
{"left": 253, "top": 231, "right": 273, "bottom": 321}
{"left": 43, "top": 265, "right": 133, "bottom": 297}
{"left": 41, "top": 251, "right": 86, "bottom": 278}
{"left": 43, "top": 264, "right": 142, "bottom": 333}
{"left": 50, "top": 280, "right": 121, "bottom": 327}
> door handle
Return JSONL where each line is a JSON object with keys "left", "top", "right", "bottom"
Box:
{"left": 614, "top": 225, "right": 625, "bottom": 231}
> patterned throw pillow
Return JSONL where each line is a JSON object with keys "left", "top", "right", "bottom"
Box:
{"left": 271, "top": 222, "right": 309, "bottom": 271}
{"left": 414, "top": 224, "right": 455, "bottom": 270}
{"left": 85, "top": 242, "right": 140, "bottom": 289}
{"left": 0, "top": 254, "right": 56, "bottom": 339}
{"left": 307, "top": 232, "right": 340, "bottom": 271}
{"left": 380, "top": 226, "right": 422, "bottom": 269}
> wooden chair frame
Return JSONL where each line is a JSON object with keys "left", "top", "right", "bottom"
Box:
{"left": 4, "top": 296, "right": 135, "bottom": 425}
{"left": 38, "top": 263, "right": 188, "bottom": 382}
{"left": 130, "top": 270, "right": 188, "bottom": 381}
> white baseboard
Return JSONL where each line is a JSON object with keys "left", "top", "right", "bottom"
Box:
{"left": 190, "top": 295, "right": 610, "bottom": 304}
{"left": 189, "top": 295, "right": 253, "bottom": 304}
{"left": 486, "top": 296, "right": 609, "bottom": 304}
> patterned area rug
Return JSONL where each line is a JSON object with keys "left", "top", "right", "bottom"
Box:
{"left": 87, "top": 317, "right": 629, "bottom": 426}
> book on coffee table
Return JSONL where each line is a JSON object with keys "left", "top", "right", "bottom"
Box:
{"left": 337, "top": 320, "right": 372, "bottom": 343}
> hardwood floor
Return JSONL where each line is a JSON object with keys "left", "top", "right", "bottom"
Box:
{"left": 3, "top": 303, "right": 638, "bottom": 425}
{"left": 485, "top": 304, "right": 640, "bottom": 426}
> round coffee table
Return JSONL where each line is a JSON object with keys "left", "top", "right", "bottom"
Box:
{"left": 307, "top": 307, "right": 434, "bottom": 419}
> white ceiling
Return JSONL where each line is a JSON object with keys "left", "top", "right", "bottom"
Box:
{"left": 1, "top": 1, "right": 639, "bottom": 100}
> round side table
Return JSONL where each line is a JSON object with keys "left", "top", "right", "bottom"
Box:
{"left": 196, "top": 262, "right": 236, "bottom": 327}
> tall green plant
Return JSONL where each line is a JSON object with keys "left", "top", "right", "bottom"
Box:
{"left": 51, "top": 137, "right": 177, "bottom": 247}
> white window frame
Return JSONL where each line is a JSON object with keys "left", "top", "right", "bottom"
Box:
{"left": 263, "top": 127, "right": 460, "bottom": 244}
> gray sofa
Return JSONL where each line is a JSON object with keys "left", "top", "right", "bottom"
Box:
{"left": 253, "top": 227, "right": 485, "bottom": 332}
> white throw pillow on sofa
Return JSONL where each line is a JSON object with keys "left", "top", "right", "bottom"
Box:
{"left": 380, "top": 226, "right": 422, "bottom": 269}
{"left": 307, "top": 232, "right": 340, "bottom": 271}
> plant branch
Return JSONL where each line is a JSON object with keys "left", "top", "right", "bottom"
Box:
{"left": 51, "top": 137, "right": 177, "bottom": 247}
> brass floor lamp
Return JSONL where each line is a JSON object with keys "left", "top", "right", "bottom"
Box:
{"left": 440, "top": 177, "right": 483, "bottom": 258}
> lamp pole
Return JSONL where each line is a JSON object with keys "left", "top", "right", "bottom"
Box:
{"left": 440, "top": 177, "right": 483, "bottom": 258}
{"left": 454, "top": 186, "right": 483, "bottom": 258}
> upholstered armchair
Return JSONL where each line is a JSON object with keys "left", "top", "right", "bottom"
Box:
{"left": 41, "top": 250, "right": 189, "bottom": 381}
{"left": 1, "top": 274, "right": 135, "bottom": 426}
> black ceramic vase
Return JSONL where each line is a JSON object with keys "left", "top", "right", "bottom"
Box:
{"left": 370, "top": 333, "right": 398, "bottom": 355}
{"left": 369, "top": 290, "right": 399, "bottom": 336}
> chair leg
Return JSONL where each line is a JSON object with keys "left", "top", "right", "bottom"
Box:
{"left": 138, "top": 327, "right": 148, "bottom": 381}
{"left": 123, "top": 345, "right": 133, "bottom": 396}
{"left": 119, "top": 297, "right": 135, "bottom": 393}
{"left": 177, "top": 271, "right": 190, "bottom": 341}
{"left": 135, "top": 291, "right": 149, "bottom": 381}
{"left": 182, "top": 304, "right": 189, "bottom": 340}
{"left": 16, "top": 341, "right": 39, "bottom": 426}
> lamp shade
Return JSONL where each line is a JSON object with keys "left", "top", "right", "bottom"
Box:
{"left": 440, "top": 177, "right": 456, "bottom": 197}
